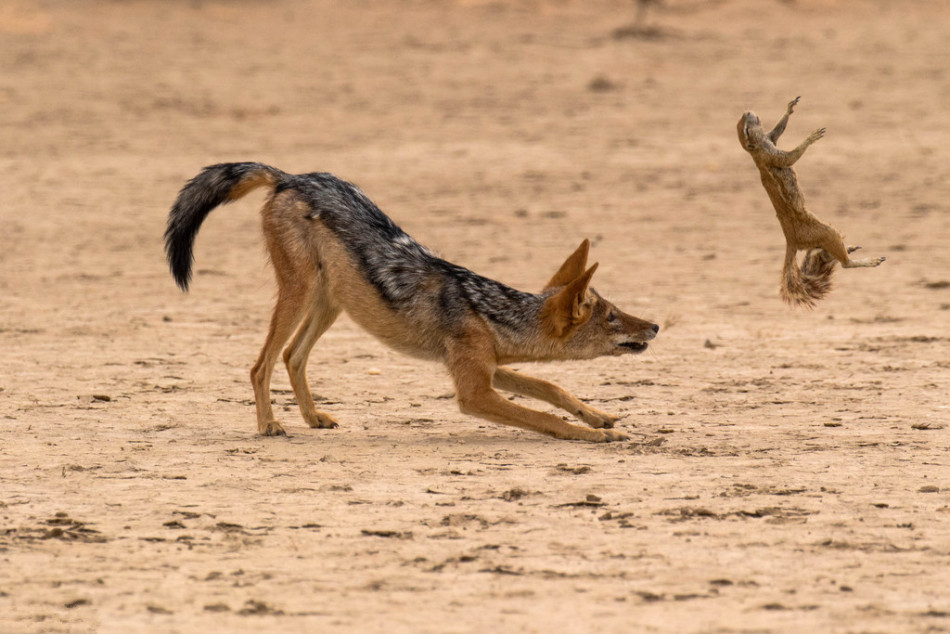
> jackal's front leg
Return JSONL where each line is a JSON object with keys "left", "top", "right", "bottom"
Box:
{"left": 458, "top": 381, "right": 628, "bottom": 442}
{"left": 447, "top": 342, "right": 628, "bottom": 442}
{"left": 492, "top": 367, "right": 622, "bottom": 429}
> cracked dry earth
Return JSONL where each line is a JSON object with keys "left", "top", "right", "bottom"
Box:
{"left": 1, "top": 0, "right": 949, "bottom": 632}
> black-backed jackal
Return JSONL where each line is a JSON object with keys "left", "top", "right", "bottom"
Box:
{"left": 165, "top": 163, "right": 658, "bottom": 442}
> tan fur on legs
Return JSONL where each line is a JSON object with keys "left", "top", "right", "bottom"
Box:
{"left": 492, "top": 367, "right": 621, "bottom": 429}
{"left": 448, "top": 326, "right": 628, "bottom": 442}
{"left": 283, "top": 297, "right": 342, "bottom": 429}
{"left": 251, "top": 285, "right": 311, "bottom": 436}
{"left": 251, "top": 194, "right": 322, "bottom": 436}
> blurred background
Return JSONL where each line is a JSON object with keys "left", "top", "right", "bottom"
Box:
{"left": 2, "top": 0, "right": 947, "bottom": 322}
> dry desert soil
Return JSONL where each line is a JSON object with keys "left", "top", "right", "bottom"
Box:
{"left": 1, "top": 1, "right": 949, "bottom": 632}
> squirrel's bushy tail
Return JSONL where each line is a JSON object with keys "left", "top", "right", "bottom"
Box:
{"left": 165, "top": 162, "right": 285, "bottom": 291}
{"left": 781, "top": 246, "right": 837, "bottom": 308}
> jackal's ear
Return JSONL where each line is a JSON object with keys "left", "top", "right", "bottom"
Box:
{"left": 543, "top": 263, "right": 598, "bottom": 337}
{"left": 544, "top": 239, "right": 590, "bottom": 291}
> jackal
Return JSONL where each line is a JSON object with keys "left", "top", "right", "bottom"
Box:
{"left": 738, "top": 97, "right": 885, "bottom": 307}
{"left": 165, "top": 163, "right": 658, "bottom": 442}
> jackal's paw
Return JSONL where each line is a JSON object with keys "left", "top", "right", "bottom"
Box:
{"left": 579, "top": 408, "right": 623, "bottom": 429}
{"left": 808, "top": 128, "right": 826, "bottom": 143}
{"left": 258, "top": 420, "right": 287, "bottom": 437}
{"left": 599, "top": 429, "right": 630, "bottom": 443}
{"left": 847, "top": 245, "right": 862, "bottom": 254}
{"left": 787, "top": 96, "right": 800, "bottom": 113}
{"left": 304, "top": 412, "right": 340, "bottom": 429}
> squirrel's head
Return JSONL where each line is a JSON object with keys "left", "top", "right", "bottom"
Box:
{"left": 737, "top": 111, "right": 763, "bottom": 151}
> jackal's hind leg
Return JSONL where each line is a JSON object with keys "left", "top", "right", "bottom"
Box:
{"left": 492, "top": 367, "right": 623, "bottom": 429}
{"left": 251, "top": 286, "right": 312, "bottom": 436}
{"left": 283, "top": 299, "right": 342, "bottom": 430}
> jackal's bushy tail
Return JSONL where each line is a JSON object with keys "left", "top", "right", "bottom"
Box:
{"left": 165, "top": 162, "right": 285, "bottom": 291}
{"left": 781, "top": 246, "right": 837, "bottom": 309}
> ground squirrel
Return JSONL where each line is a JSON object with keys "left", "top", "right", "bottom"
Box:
{"left": 738, "top": 97, "right": 885, "bottom": 308}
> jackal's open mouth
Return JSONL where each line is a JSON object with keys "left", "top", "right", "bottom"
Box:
{"left": 619, "top": 341, "right": 648, "bottom": 353}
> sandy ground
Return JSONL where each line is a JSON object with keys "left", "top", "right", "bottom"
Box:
{"left": 2, "top": 0, "right": 949, "bottom": 632}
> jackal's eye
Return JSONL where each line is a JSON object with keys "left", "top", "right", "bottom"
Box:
{"left": 606, "top": 311, "right": 618, "bottom": 323}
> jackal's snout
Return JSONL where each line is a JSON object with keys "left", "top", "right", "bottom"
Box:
{"left": 613, "top": 315, "right": 659, "bottom": 355}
